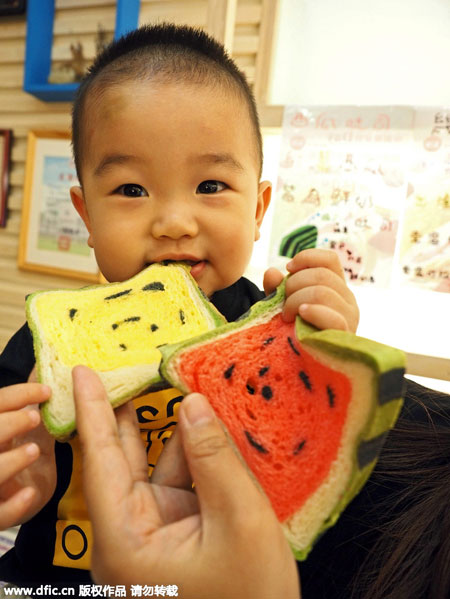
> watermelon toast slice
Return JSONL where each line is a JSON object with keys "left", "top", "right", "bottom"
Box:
{"left": 26, "top": 262, "right": 226, "bottom": 441}
{"left": 159, "top": 279, "right": 406, "bottom": 560}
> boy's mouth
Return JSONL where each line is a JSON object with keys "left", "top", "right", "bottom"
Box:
{"left": 147, "top": 258, "right": 207, "bottom": 279}
{"left": 161, "top": 259, "right": 199, "bottom": 266}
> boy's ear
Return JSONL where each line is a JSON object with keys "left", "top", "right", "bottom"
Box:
{"left": 70, "top": 186, "right": 94, "bottom": 248}
{"left": 254, "top": 180, "right": 272, "bottom": 241}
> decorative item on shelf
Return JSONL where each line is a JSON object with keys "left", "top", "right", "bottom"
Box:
{"left": 24, "top": 0, "right": 140, "bottom": 102}
{"left": 17, "top": 131, "right": 102, "bottom": 282}
{"left": 0, "top": 129, "right": 12, "bottom": 228}
{"left": 47, "top": 23, "right": 114, "bottom": 85}
{"left": 48, "top": 42, "right": 87, "bottom": 84}
{"left": 95, "top": 23, "right": 113, "bottom": 56}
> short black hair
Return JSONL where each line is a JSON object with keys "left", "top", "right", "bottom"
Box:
{"left": 72, "top": 23, "right": 263, "bottom": 182}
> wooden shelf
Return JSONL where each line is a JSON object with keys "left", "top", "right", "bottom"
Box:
{"left": 23, "top": 0, "right": 140, "bottom": 102}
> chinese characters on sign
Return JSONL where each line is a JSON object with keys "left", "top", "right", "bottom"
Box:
{"left": 270, "top": 106, "right": 450, "bottom": 293}
{"left": 398, "top": 109, "right": 450, "bottom": 293}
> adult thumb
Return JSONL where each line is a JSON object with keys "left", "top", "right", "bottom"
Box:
{"left": 178, "top": 393, "right": 265, "bottom": 522}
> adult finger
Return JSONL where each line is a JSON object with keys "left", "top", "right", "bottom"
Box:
{"left": 151, "top": 427, "right": 192, "bottom": 490}
{"left": 115, "top": 402, "right": 148, "bottom": 483}
{"left": 178, "top": 394, "right": 269, "bottom": 524}
{"left": 73, "top": 366, "right": 136, "bottom": 527}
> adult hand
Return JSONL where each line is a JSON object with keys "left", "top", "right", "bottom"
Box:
{"left": 73, "top": 365, "right": 300, "bottom": 599}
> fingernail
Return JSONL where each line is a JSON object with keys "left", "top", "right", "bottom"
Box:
{"left": 299, "top": 304, "right": 308, "bottom": 314}
{"left": 286, "top": 260, "right": 294, "bottom": 270}
{"left": 25, "top": 443, "right": 39, "bottom": 457}
{"left": 183, "top": 394, "right": 215, "bottom": 427}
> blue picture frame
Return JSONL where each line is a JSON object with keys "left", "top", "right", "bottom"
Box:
{"left": 24, "top": 0, "right": 140, "bottom": 101}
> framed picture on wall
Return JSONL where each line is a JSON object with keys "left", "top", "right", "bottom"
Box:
{"left": 18, "top": 131, "right": 101, "bottom": 282}
{"left": 0, "top": 129, "right": 11, "bottom": 228}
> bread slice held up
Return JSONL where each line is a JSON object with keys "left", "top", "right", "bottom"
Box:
{"left": 159, "top": 278, "right": 406, "bottom": 560}
{"left": 26, "top": 262, "right": 226, "bottom": 441}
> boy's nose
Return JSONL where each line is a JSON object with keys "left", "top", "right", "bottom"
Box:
{"left": 151, "top": 204, "right": 199, "bottom": 240}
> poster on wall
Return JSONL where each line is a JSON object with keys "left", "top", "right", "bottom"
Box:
{"left": 269, "top": 106, "right": 413, "bottom": 288}
{"left": 18, "top": 131, "right": 101, "bottom": 282}
{"left": 398, "top": 109, "right": 450, "bottom": 293}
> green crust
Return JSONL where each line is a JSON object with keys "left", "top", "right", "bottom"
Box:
{"left": 38, "top": 374, "right": 159, "bottom": 442}
{"left": 26, "top": 263, "right": 226, "bottom": 440}
{"left": 159, "top": 276, "right": 406, "bottom": 560}
{"left": 279, "top": 225, "right": 318, "bottom": 257}
{"left": 291, "top": 327, "right": 405, "bottom": 560}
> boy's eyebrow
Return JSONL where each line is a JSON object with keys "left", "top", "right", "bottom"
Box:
{"left": 92, "top": 152, "right": 245, "bottom": 177}
{"left": 93, "top": 154, "right": 138, "bottom": 178}
{"left": 195, "top": 152, "right": 245, "bottom": 172}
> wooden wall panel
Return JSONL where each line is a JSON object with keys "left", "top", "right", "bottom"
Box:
{"left": 1, "top": 4, "right": 106, "bottom": 351}
{"left": 139, "top": 1, "right": 209, "bottom": 28}
{"left": 0, "top": 0, "right": 276, "bottom": 351}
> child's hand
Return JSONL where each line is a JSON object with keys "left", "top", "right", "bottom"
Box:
{"left": 263, "top": 248, "right": 359, "bottom": 333}
{"left": 74, "top": 366, "right": 300, "bottom": 598}
{"left": 0, "top": 375, "right": 56, "bottom": 530}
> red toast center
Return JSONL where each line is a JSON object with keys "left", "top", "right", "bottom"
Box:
{"left": 178, "top": 313, "right": 352, "bottom": 522}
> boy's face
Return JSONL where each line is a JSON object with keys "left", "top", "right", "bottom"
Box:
{"left": 71, "top": 80, "right": 271, "bottom": 296}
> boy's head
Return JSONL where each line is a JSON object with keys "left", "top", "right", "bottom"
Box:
{"left": 72, "top": 24, "right": 263, "bottom": 184}
{"left": 71, "top": 23, "right": 271, "bottom": 296}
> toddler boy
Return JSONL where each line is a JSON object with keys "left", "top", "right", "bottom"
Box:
{"left": 0, "top": 23, "right": 358, "bottom": 585}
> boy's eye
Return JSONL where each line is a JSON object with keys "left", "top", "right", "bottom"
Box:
{"left": 197, "top": 180, "right": 227, "bottom": 194}
{"left": 115, "top": 184, "right": 148, "bottom": 197}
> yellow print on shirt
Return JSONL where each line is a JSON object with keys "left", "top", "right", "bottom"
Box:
{"left": 53, "top": 387, "right": 183, "bottom": 569}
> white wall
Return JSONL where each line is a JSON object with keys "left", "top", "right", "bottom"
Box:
{"left": 271, "top": 0, "right": 450, "bottom": 106}
{"left": 246, "top": 1, "right": 450, "bottom": 392}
